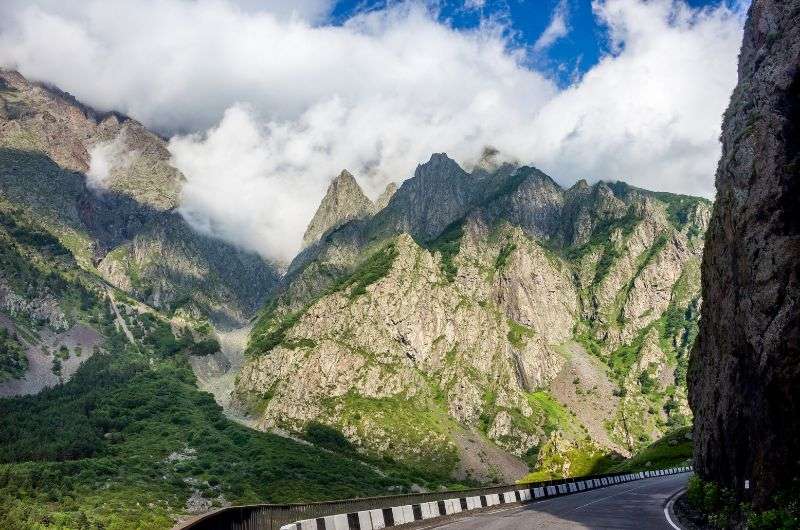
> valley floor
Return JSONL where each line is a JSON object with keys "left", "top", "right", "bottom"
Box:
{"left": 189, "top": 324, "right": 256, "bottom": 426}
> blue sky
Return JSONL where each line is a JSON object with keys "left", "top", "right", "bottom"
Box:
{"left": 331, "top": 0, "right": 738, "bottom": 85}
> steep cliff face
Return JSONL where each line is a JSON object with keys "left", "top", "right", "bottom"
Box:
{"left": 240, "top": 156, "right": 710, "bottom": 481}
{"left": 371, "top": 153, "right": 474, "bottom": 241}
{"left": 238, "top": 228, "right": 577, "bottom": 481}
{"left": 0, "top": 69, "right": 279, "bottom": 322}
{"left": 689, "top": 0, "right": 800, "bottom": 507}
{"left": 302, "top": 170, "right": 376, "bottom": 248}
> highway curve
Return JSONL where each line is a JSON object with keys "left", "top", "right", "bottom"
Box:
{"left": 429, "top": 472, "right": 690, "bottom": 529}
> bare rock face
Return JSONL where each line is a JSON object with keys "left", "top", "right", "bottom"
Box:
{"left": 302, "top": 170, "right": 375, "bottom": 248}
{"left": 0, "top": 69, "right": 279, "bottom": 321}
{"left": 240, "top": 156, "right": 710, "bottom": 480}
{"left": 689, "top": 0, "right": 800, "bottom": 507}
{"left": 374, "top": 182, "right": 397, "bottom": 212}
{"left": 237, "top": 231, "right": 572, "bottom": 481}
{"left": 372, "top": 153, "right": 473, "bottom": 241}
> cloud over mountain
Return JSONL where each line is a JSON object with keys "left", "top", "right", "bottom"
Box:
{"left": 0, "top": 0, "right": 745, "bottom": 262}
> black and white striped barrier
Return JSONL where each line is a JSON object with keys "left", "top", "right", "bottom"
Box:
{"left": 279, "top": 466, "right": 693, "bottom": 530}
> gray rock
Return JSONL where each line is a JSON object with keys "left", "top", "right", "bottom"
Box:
{"left": 689, "top": 0, "right": 800, "bottom": 508}
{"left": 0, "top": 69, "right": 279, "bottom": 322}
{"left": 302, "top": 169, "right": 376, "bottom": 248}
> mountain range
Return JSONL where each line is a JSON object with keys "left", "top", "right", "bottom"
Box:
{"left": 0, "top": 69, "right": 704, "bottom": 526}
{"left": 237, "top": 147, "right": 708, "bottom": 482}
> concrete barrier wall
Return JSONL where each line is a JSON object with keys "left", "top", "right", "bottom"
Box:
{"left": 279, "top": 467, "right": 693, "bottom": 530}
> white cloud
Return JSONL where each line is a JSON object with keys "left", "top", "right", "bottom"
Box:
{"left": 0, "top": 0, "right": 745, "bottom": 262}
{"left": 533, "top": 0, "right": 570, "bottom": 52}
{"left": 229, "top": 0, "right": 334, "bottom": 22}
{"left": 515, "top": 0, "right": 745, "bottom": 197}
{"left": 86, "top": 134, "right": 138, "bottom": 189}
{"left": 464, "top": 0, "right": 487, "bottom": 9}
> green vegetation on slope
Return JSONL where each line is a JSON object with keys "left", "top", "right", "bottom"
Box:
{"left": 563, "top": 208, "right": 639, "bottom": 263}
{"left": 518, "top": 391, "right": 616, "bottom": 482}
{"left": 507, "top": 319, "right": 535, "bottom": 348}
{"left": 331, "top": 241, "right": 399, "bottom": 299}
{"left": 607, "top": 426, "right": 692, "bottom": 473}
{"left": 319, "top": 392, "right": 461, "bottom": 483}
{"left": 520, "top": 436, "right": 618, "bottom": 483}
{"left": 519, "top": 426, "right": 692, "bottom": 484}
{"left": 247, "top": 242, "right": 398, "bottom": 356}
{"left": 0, "top": 328, "right": 26, "bottom": 382}
{"left": 0, "top": 206, "right": 100, "bottom": 323}
{"left": 658, "top": 261, "right": 701, "bottom": 389}
{"left": 0, "top": 345, "right": 408, "bottom": 529}
{"left": 651, "top": 191, "right": 711, "bottom": 230}
{"left": 245, "top": 301, "right": 303, "bottom": 356}
{"left": 494, "top": 241, "right": 517, "bottom": 270}
{"left": 426, "top": 221, "right": 463, "bottom": 282}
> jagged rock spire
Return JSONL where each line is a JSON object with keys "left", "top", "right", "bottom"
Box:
{"left": 374, "top": 182, "right": 397, "bottom": 211}
{"left": 302, "top": 169, "right": 375, "bottom": 247}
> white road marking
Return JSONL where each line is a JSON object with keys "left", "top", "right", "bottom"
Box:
{"left": 664, "top": 488, "right": 686, "bottom": 530}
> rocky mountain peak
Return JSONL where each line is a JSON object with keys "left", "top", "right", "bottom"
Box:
{"left": 570, "top": 179, "right": 590, "bottom": 192}
{"left": 0, "top": 69, "right": 183, "bottom": 211}
{"left": 375, "top": 182, "right": 397, "bottom": 211}
{"left": 0, "top": 69, "right": 278, "bottom": 322}
{"left": 302, "top": 169, "right": 375, "bottom": 248}
{"left": 415, "top": 152, "right": 472, "bottom": 183}
{"left": 373, "top": 153, "right": 472, "bottom": 241}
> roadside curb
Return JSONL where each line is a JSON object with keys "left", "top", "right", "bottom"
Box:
{"left": 664, "top": 487, "right": 687, "bottom": 530}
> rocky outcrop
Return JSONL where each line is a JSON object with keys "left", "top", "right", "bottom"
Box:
{"left": 374, "top": 182, "right": 397, "bottom": 211}
{"left": 237, "top": 230, "right": 573, "bottom": 481}
{"left": 240, "top": 156, "right": 710, "bottom": 481}
{"left": 0, "top": 69, "right": 279, "bottom": 321}
{"left": 302, "top": 170, "right": 376, "bottom": 248}
{"left": 689, "top": 0, "right": 800, "bottom": 507}
{"left": 371, "top": 153, "right": 473, "bottom": 241}
{"left": 0, "top": 282, "right": 68, "bottom": 331}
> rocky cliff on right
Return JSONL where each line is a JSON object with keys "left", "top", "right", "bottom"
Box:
{"left": 689, "top": 0, "right": 800, "bottom": 509}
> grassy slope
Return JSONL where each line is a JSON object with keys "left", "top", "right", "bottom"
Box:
{"left": 607, "top": 426, "right": 693, "bottom": 472}
{"left": 518, "top": 390, "right": 619, "bottom": 483}
{"left": 0, "top": 344, "right": 407, "bottom": 530}
{"left": 517, "top": 426, "right": 692, "bottom": 484}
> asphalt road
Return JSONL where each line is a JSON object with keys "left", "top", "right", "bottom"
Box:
{"left": 429, "top": 472, "right": 690, "bottom": 530}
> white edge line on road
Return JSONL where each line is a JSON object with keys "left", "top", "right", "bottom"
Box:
{"left": 664, "top": 488, "right": 686, "bottom": 530}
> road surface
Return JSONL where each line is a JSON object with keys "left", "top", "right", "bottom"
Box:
{"left": 429, "top": 472, "right": 689, "bottom": 529}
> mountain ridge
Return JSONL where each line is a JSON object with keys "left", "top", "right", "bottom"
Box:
{"left": 239, "top": 152, "right": 709, "bottom": 482}
{"left": 0, "top": 69, "right": 280, "bottom": 325}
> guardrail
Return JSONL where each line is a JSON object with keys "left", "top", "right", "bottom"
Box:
{"left": 177, "top": 466, "right": 692, "bottom": 530}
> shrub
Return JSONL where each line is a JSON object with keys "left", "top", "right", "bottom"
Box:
{"left": 0, "top": 328, "right": 27, "bottom": 382}
{"left": 188, "top": 338, "right": 221, "bottom": 356}
{"left": 507, "top": 320, "right": 535, "bottom": 348}
{"left": 304, "top": 422, "right": 354, "bottom": 454}
{"left": 426, "top": 223, "right": 463, "bottom": 282}
{"left": 494, "top": 242, "right": 517, "bottom": 270}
